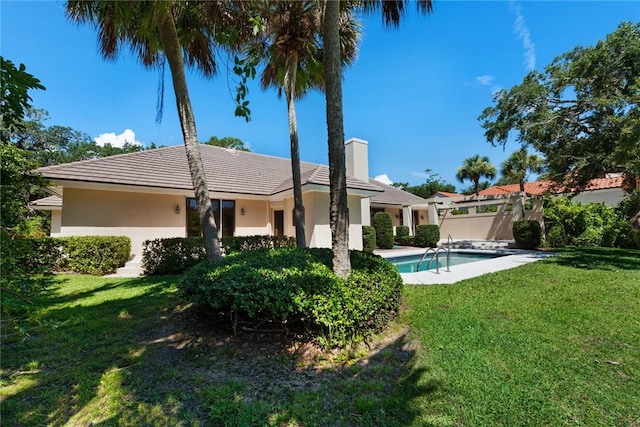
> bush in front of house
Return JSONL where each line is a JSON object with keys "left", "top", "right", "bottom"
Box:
{"left": 395, "top": 225, "right": 409, "bottom": 238}
{"left": 362, "top": 225, "right": 376, "bottom": 253}
{"left": 178, "top": 248, "right": 403, "bottom": 349}
{"left": 1, "top": 229, "right": 62, "bottom": 331}
{"left": 373, "top": 212, "right": 394, "bottom": 249}
{"left": 222, "top": 235, "right": 296, "bottom": 254}
{"left": 142, "top": 235, "right": 298, "bottom": 275}
{"left": 142, "top": 237, "right": 206, "bottom": 275}
{"left": 58, "top": 236, "right": 131, "bottom": 275}
{"left": 414, "top": 224, "right": 439, "bottom": 247}
{"left": 512, "top": 220, "right": 542, "bottom": 249}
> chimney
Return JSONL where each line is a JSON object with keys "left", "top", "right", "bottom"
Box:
{"left": 345, "top": 137, "right": 369, "bottom": 182}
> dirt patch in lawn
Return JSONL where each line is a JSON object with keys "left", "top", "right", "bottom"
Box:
{"left": 130, "top": 303, "right": 420, "bottom": 418}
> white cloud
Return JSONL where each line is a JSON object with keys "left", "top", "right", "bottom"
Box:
{"left": 94, "top": 129, "right": 142, "bottom": 147}
{"left": 476, "top": 75, "right": 494, "bottom": 86}
{"left": 373, "top": 174, "right": 393, "bottom": 185}
{"left": 510, "top": 1, "right": 536, "bottom": 71}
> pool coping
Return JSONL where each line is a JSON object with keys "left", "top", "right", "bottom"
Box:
{"left": 376, "top": 247, "right": 558, "bottom": 285}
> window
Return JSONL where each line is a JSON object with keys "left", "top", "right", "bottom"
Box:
{"left": 186, "top": 198, "right": 235, "bottom": 237}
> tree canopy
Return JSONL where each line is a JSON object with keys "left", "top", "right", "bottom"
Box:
{"left": 393, "top": 169, "right": 456, "bottom": 199}
{"left": 479, "top": 21, "right": 640, "bottom": 192}
{"left": 456, "top": 155, "right": 496, "bottom": 196}
{"left": 499, "top": 147, "right": 545, "bottom": 192}
{"left": 203, "top": 135, "right": 250, "bottom": 151}
{"left": 0, "top": 56, "right": 45, "bottom": 137}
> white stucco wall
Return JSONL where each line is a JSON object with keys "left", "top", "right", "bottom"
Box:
{"left": 234, "top": 199, "right": 270, "bottom": 236}
{"left": 560, "top": 188, "right": 625, "bottom": 207}
{"left": 61, "top": 188, "right": 186, "bottom": 258}
{"left": 307, "top": 192, "right": 363, "bottom": 250}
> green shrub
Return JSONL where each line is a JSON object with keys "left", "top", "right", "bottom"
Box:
{"left": 142, "top": 237, "right": 206, "bottom": 275}
{"left": 58, "top": 236, "right": 131, "bottom": 275}
{"left": 395, "top": 225, "right": 409, "bottom": 237}
{"left": 541, "top": 196, "right": 637, "bottom": 248}
{"left": 222, "top": 235, "right": 296, "bottom": 254}
{"left": 178, "top": 248, "right": 403, "bottom": 349}
{"left": 142, "top": 235, "right": 297, "bottom": 275}
{"left": 1, "top": 230, "right": 61, "bottom": 332}
{"left": 362, "top": 225, "right": 376, "bottom": 253}
{"left": 414, "top": 224, "right": 439, "bottom": 247}
{"left": 513, "top": 220, "right": 541, "bottom": 249}
{"left": 545, "top": 224, "right": 567, "bottom": 248}
{"left": 373, "top": 212, "right": 394, "bottom": 249}
{"left": 395, "top": 235, "right": 415, "bottom": 246}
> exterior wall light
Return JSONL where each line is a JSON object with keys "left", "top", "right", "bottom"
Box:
{"left": 175, "top": 205, "right": 181, "bottom": 214}
{"left": 240, "top": 207, "right": 246, "bottom": 216}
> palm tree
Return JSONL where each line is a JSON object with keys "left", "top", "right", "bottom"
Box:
{"left": 456, "top": 155, "right": 497, "bottom": 196}
{"left": 322, "top": 0, "right": 433, "bottom": 277}
{"left": 251, "top": 1, "right": 359, "bottom": 248}
{"left": 66, "top": 1, "right": 250, "bottom": 263}
{"left": 501, "top": 147, "right": 544, "bottom": 193}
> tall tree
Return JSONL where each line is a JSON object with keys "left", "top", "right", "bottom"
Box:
{"left": 66, "top": 1, "right": 250, "bottom": 262}
{"left": 252, "top": 1, "right": 359, "bottom": 248}
{"left": 322, "top": 0, "right": 433, "bottom": 277}
{"left": 500, "top": 147, "right": 545, "bottom": 193}
{"left": 479, "top": 22, "right": 639, "bottom": 193}
{"left": 0, "top": 59, "right": 46, "bottom": 229}
{"left": 456, "top": 155, "right": 496, "bottom": 196}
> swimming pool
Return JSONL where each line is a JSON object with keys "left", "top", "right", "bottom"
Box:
{"left": 388, "top": 251, "right": 505, "bottom": 273}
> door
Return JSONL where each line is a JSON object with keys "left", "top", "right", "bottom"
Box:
{"left": 274, "top": 210, "right": 284, "bottom": 237}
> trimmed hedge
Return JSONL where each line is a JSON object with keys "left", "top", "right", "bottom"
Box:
{"left": 142, "top": 235, "right": 297, "bottom": 275}
{"left": 395, "top": 235, "right": 415, "bottom": 246}
{"left": 222, "top": 235, "right": 296, "bottom": 254}
{"left": 415, "top": 224, "right": 439, "bottom": 247}
{"left": 178, "top": 248, "right": 403, "bottom": 349}
{"left": 373, "top": 212, "right": 394, "bottom": 249}
{"left": 513, "top": 220, "right": 542, "bottom": 249}
{"left": 142, "top": 237, "right": 206, "bottom": 275}
{"left": 362, "top": 225, "right": 376, "bottom": 253}
{"left": 58, "top": 236, "right": 131, "bottom": 275}
{"left": 395, "top": 225, "right": 409, "bottom": 237}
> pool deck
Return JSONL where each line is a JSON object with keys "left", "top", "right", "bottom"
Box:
{"left": 375, "top": 247, "right": 557, "bottom": 285}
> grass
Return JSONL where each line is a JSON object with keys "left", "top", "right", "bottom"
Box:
{"left": 1, "top": 246, "right": 639, "bottom": 426}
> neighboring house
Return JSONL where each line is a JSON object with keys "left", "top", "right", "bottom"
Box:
{"left": 33, "top": 138, "right": 428, "bottom": 258}
{"left": 479, "top": 175, "right": 629, "bottom": 206}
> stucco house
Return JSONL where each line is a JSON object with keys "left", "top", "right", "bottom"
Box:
{"left": 33, "top": 138, "right": 428, "bottom": 258}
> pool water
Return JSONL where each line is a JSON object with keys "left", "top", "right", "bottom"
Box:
{"left": 389, "top": 251, "right": 505, "bottom": 273}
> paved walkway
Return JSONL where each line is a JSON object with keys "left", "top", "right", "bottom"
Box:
{"left": 376, "top": 246, "right": 557, "bottom": 285}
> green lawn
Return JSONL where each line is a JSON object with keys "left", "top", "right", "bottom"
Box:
{"left": 1, "top": 247, "right": 639, "bottom": 426}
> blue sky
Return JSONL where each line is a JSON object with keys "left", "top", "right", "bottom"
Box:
{"left": 2, "top": 1, "right": 638, "bottom": 190}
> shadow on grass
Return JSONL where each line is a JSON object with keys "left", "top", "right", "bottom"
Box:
{"left": 548, "top": 246, "right": 640, "bottom": 271}
{"left": 2, "top": 275, "right": 441, "bottom": 427}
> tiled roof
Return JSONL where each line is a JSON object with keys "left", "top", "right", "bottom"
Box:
{"left": 30, "top": 195, "right": 62, "bottom": 207}
{"left": 368, "top": 179, "right": 428, "bottom": 206}
{"left": 479, "top": 176, "right": 625, "bottom": 197}
{"left": 433, "top": 191, "right": 463, "bottom": 198}
{"left": 38, "top": 144, "right": 382, "bottom": 196}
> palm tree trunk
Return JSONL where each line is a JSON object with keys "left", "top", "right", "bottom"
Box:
{"left": 157, "top": 11, "right": 221, "bottom": 262}
{"left": 284, "top": 54, "right": 306, "bottom": 248}
{"left": 323, "top": 0, "right": 351, "bottom": 278}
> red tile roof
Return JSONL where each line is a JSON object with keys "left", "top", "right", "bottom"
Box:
{"left": 479, "top": 176, "right": 625, "bottom": 197}
{"left": 433, "top": 191, "right": 464, "bottom": 198}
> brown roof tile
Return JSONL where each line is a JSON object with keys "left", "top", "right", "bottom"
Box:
{"left": 39, "top": 144, "right": 382, "bottom": 196}
{"left": 369, "top": 179, "right": 428, "bottom": 205}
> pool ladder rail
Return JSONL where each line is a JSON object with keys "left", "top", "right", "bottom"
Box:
{"left": 416, "top": 234, "right": 454, "bottom": 274}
